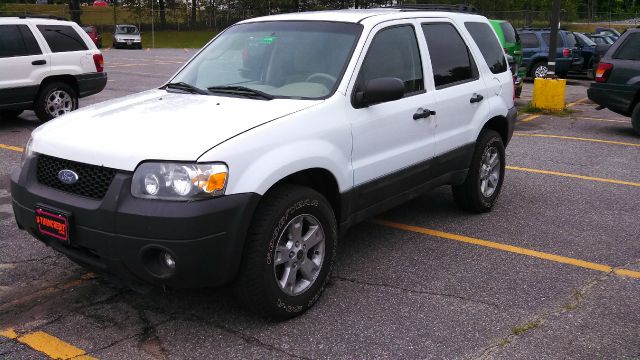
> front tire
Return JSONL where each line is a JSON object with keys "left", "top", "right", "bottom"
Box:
{"left": 34, "top": 82, "right": 78, "bottom": 122}
{"left": 452, "top": 129, "right": 506, "bottom": 213}
{"left": 632, "top": 102, "right": 640, "bottom": 136}
{"left": 234, "top": 184, "right": 338, "bottom": 319}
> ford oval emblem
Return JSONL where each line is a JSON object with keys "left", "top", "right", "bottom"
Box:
{"left": 58, "top": 169, "right": 79, "bottom": 185}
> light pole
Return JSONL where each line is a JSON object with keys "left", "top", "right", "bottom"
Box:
{"left": 151, "top": 0, "right": 155, "bottom": 48}
{"left": 547, "top": 0, "right": 561, "bottom": 77}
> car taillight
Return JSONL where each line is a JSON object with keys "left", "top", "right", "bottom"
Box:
{"left": 93, "top": 53, "right": 104, "bottom": 73}
{"left": 595, "top": 62, "right": 613, "bottom": 83}
{"left": 562, "top": 48, "right": 570, "bottom": 57}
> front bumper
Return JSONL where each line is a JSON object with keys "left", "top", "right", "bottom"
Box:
{"left": 11, "top": 155, "right": 260, "bottom": 289}
{"left": 114, "top": 40, "right": 141, "bottom": 48}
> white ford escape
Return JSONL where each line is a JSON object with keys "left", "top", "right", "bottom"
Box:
{"left": 11, "top": 7, "right": 516, "bottom": 319}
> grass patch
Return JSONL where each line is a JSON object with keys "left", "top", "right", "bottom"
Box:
{"left": 562, "top": 288, "right": 584, "bottom": 311}
{"left": 521, "top": 102, "right": 578, "bottom": 117}
{"left": 498, "top": 338, "right": 512, "bottom": 347}
{"left": 512, "top": 320, "right": 541, "bottom": 336}
{"left": 103, "top": 31, "right": 216, "bottom": 48}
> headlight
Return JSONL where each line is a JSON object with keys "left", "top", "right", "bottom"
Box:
{"left": 131, "top": 162, "right": 228, "bottom": 201}
{"left": 21, "top": 136, "right": 34, "bottom": 166}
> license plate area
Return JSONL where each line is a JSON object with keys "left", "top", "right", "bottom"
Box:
{"left": 35, "top": 205, "right": 70, "bottom": 243}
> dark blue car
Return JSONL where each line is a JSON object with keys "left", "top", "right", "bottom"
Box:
{"left": 518, "top": 28, "right": 583, "bottom": 78}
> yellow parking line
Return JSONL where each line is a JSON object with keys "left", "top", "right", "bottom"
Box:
{"left": 372, "top": 219, "right": 640, "bottom": 279}
{"left": 0, "top": 143, "right": 23, "bottom": 152}
{"left": 566, "top": 97, "right": 589, "bottom": 107}
{"left": 519, "top": 114, "right": 541, "bottom": 122}
{"left": 506, "top": 165, "right": 640, "bottom": 187}
{"left": 1, "top": 328, "right": 96, "bottom": 360}
{"left": 513, "top": 132, "right": 640, "bottom": 148}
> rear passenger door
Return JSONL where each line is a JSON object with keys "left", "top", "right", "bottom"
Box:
{"left": 36, "top": 24, "right": 94, "bottom": 76}
{"left": 519, "top": 32, "right": 541, "bottom": 71}
{"left": 420, "top": 21, "right": 489, "bottom": 157}
{"left": 0, "top": 24, "right": 49, "bottom": 107}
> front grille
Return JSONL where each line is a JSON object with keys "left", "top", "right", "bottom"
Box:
{"left": 36, "top": 155, "right": 116, "bottom": 199}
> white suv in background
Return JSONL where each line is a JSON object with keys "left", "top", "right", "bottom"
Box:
{"left": 0, "top": 16, "right": 107, "bottom": 121}
{"left": 11, "top": 6, "right": 516, "bottom": 319}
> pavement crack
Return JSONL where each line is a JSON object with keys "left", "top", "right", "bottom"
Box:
{"left": 332, "top": 275, "right": 499, "bottom": 308}
{"left": 136, "top": 308, "right": 170, "bottom": 360}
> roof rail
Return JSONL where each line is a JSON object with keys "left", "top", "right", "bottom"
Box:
{"left": 0, "top": 14, "right": 68, "bottom": 21}
{"left": 386, "top": 4, "right": 478, "bottom": 14}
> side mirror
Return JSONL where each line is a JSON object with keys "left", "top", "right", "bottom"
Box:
{"left": 353, "top": 77, "right": 405, "bottom": 108}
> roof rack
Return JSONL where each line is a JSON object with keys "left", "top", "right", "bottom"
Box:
{"left": 387, "top": 4, "right": 478, "bottom": 14}
{"left": 0, "top": 14, "right": 68, "bottom": 21}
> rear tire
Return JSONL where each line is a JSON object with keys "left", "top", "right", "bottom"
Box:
{"left": 632, "top": 102, "right": 640, "bottom": 136}
{"left": 34, "top": 82, "right": 78, "bottom": 122}
{"left": 233, "top": 184, "right": 338, "bottom": 320}
{"left": 532, "top": 61, "right": 549, "bottom": 78}
{"left": 452, "top": 130, "right": 506, "bottom": 213}
{"left": 0, "top": 110, "right": 24, "bottom": 119}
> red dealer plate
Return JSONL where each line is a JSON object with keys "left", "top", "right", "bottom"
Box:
{"left": 35, "top": 206, "right": 70, "bottom": 243}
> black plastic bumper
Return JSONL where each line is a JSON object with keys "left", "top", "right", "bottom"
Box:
{"left": 506, "top": 105, "right": 517, "bottom": 146}
{"left": 75, "top": 72, "right": 108, "bottom": 98}
{"left": 588, "top": 82, "right": 638, "bottom": 117}
{"left": 11, "top": 155, "right": 260, "bottom": 289}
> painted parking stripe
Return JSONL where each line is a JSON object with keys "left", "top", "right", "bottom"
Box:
{"left": 1, "top": 328, "right": 96, "bottom": 360}
{"left": 372, "top": 219, "right": 640, "bottom": 279}
{"left": 519, "top": 114, "right": 540, "bottom": 122}
{"left": 0, "top": 143, "right": 23, "bottom": 152}
{"left": 566, "top": 97, "right": 589, "bottom": 107}
{"left": 507, "top": 166, "right": 640, "bottom": 187}
{"left": 513, "top": 132, "right": 640, "bottom": 148}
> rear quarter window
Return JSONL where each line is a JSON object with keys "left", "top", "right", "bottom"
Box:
{"left": 465, "top": 22, "right": 508, "bottom": 74}
{"left": 36, "top": 25, "right": 88, "bottom": 52}
{"left": 614, "top": 33, "right": 640, "bottom": 60}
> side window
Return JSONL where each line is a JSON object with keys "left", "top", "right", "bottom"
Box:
{"left": 36, "top": 25, "right": 88, "bottom": 52}
{"left": 520, "top": 33, "right": 540, "bottom": 48}
{"left": 0, "top": 25, "right": 41, "bottom": 58}
{"left": 464, "top": 22, "right": 508, "bottom": 74}
{"left": 357, "top": 25, "right": 424, "bottom": 96}
{"left": 542, "top": 32, "right": 552, "bottom": 46}
{"left": 422, "top": 23, "right": 478, "bottom": 89}
{"left": 614, "top": 33, "right": 640, "bottom": 60}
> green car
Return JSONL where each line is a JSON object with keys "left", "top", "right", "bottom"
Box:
{"left": 490, "top": 19, "right": 524, "bottom": 97}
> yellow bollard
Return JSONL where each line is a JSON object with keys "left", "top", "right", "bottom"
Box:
{"left": 532, "top": 78, "right": 566, "bottom": 111}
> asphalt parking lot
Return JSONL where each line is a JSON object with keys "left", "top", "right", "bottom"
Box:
{"left": 1, "top": 49, "right": 639, "bottom": 360}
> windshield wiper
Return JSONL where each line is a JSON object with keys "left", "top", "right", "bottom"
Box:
{"left": 207, "top": 86, "right": 274, "bottom": 100}
{"left": 164, "top": 82, "right": 210, "bottom": 95}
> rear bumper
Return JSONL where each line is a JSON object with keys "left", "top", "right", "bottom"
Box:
{"left": 554, "top": 58, "right": 572, "bottom": 75}
{"left": 11, "top": 155, "right": 260, "bottom": 289}
{"left": 75, "top": 72, "right": 107, "bottom": 98}
{"left": 588, "top": 82, "right": 638, "bottom": 117}
{"left": 506, "top": 105, "right": 517, "bottom": 145}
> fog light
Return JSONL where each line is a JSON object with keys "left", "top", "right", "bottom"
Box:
{"left": 162, "top": 252, "right": 176, "bottom": 269}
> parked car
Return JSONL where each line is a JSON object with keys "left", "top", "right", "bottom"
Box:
{"left": 588, "top": 33, "right": 616, "bottom": 45}
{"left": 572, "top": 32, "right": 597, "bottom": 75}
{"left": 0, "top": 16, "right": 107, "bottom": 121}
{"left": 490, "top": 19, "right": 524, "bottom": 97}
{"left": 112, "top": 24, "right": 141, "bottom": 49}
{"left": 11, "top": 7, "right": 516, "bottom": 319}
{"left": 82, "top": 25, "right": 102, "bottom": 48}
{"left": 518, "top": 28, "right": 582, "bottom": 78}
{"left": 588, "top": 28, "right": 640, "bottom": 135}
{"left": 595, "top": 27, "right": 621, "bottom": 39}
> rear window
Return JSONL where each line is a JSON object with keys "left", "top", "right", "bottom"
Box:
{"left": 422, "top": 23, "right": 478, "bottom": 89}
{"left": 614, "top": 32, "right": 640, "bottom": 60}
{"left": 500, "top": 22, "right": 518, "bottom": 43}
{"left": 564, "top": 32, "right": 577, "bottom": 47}
{"left": 520, "top": 33, "right": 540, "bottom": 48}
{"left": 465, "top": 22, "right": 508, "bottom": 74}
{"left": 37, "top": 25, "right": 88, "bottom": 52}
{"left": 0, "top": 24, "right": 42, "bottom": 58}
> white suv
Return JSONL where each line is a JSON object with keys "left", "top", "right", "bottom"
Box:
{"left": 11, "top": 7, "right": 516, "bottom": 319}
{"left": 0, "top": 16, "right": 107, "bottom": 121}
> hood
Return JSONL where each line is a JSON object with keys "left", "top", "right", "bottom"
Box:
{"left": 32, "top": 89, "right": 321, "bottom": 171}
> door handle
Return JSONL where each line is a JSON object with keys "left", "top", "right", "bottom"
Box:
{"left": 31, "top": 60, "right": 46, "bottom": 65}
{"left": 413, "top": 108, "right": 436, "bottom": 120}
{"left": 470, "top": 93, "right": 484, "bottom": 103}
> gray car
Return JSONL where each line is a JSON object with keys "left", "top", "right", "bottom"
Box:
{"left": 112, "top": 24, "right": 142, "bottom": 49}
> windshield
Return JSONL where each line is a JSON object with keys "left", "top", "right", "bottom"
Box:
{"left": 116, "top": 26, "right": 139, "bottom": 34}
{"left": 170, "top": 21, "right": 362, "bottom": 100}
{"left": 575, "top": 32, "right": 596, "bottom": 46}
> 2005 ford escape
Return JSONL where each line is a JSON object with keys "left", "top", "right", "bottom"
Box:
{"left": 11, "top": 6, "right": 516, "bottom": 319}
